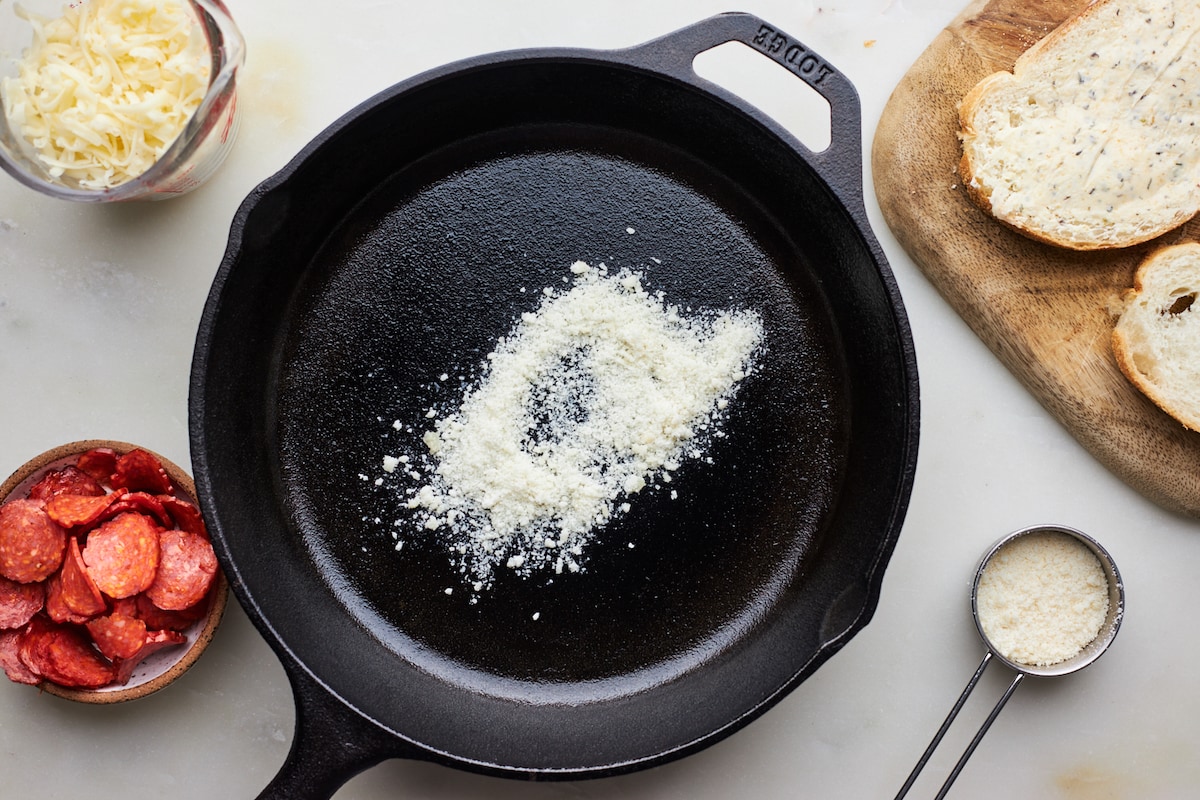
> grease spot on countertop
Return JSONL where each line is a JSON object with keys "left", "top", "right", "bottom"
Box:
{"left": 238, "top": 37, "right": 308, "bottom": 134}
{"left": 1056, "top": 764, "right": 1126, "bottom": 799}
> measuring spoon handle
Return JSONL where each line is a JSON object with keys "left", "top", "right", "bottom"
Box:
{"left": 895, "top": 651, "right": 1025, "bottom": 799}
{"left": 894, "top": 652, "right": 993, "bottom": 800}
{"left": 934, "top": 671, "right": 1024, "bottom": 799}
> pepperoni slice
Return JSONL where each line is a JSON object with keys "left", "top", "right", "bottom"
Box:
{"left": 134, "top": 592, "right": 207, "bottom": 631}
{"left": 0, "top": 629, "right": 39, "bottom": 685}
{"left": 110, "top": 449, "right": 173, "bottom": 495}
{"left": 43, "top": 573, "right": 92, "bottom": 625}
{"left": 113, "top": 628, "right": 186, "bottom": 685}
{"left": 0, "top": 577, "right": 44, "bottom": 629}
{"left": 18, "top": 617, "right": 115, "bottom": 689}
{"left": 82, "top": 513, "right": 160, "bottom": 600}
{"left": 97, "top": 491, "right": 172, "bottom": 529}
{"left": 0, "top": 499, "right": 67, "bottom": 583}
{"left": 145, "top": 529, "right": 217, "bottom": 611}
{"left": 110, "top": 596, "right": 138, "bottom": 617}
{"left": 26, "top": 466, "right": 105, "bottom": 501}
{"left": 158, "top": 495, "right": 208, "bottom": 539}
{"left": 60, "top": 538, "right": 107, "bottom": 618}
{"left": 75, "top": 448, "right": 117, "bottom": 485}
{"left": 45, "top": 493, "right": 119, "bottom": 530}
{"left": 87, "top": 612, "right": 148, "bottom": 661}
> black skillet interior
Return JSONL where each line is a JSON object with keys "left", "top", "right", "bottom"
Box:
{"left": 191, "top": 12, "right": 918, "bottom": 783}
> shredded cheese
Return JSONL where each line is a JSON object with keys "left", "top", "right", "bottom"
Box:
{"left": 1, "top": 0, "right": 211, "bottom": 189}
{"left": 384, "top": 261, "right": 763, "bottom": 589}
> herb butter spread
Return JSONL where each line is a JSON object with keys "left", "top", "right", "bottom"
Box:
{"left": 976, "top": 531, "right": 1109, "bottom": 667}
{"left": 1, "top": 0, "right": 210, "bottom": 189}
{"left": 391, "top": 261, "right": 763, "bottom": 588}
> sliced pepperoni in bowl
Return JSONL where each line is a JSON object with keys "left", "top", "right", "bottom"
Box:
{"left": 82, "top": 512, "right": 162, "bottom": 600}
{"left": 0, "top": 500, "right": 67, "bottom": 584}
{"left": 59, "top": 538, "right": 108, "bottom": 619}
{"left": 0, "top": 440, "right": 227, "bottom": 703}
{"left": 0, "top": 576, "right": 44, "bottom": 630}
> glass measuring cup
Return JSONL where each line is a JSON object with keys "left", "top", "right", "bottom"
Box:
{"left": 0, "top": 0, "right": 244, "bottom": 201}
{"left": 895, "top": 524, "right": 1125, "bottom": 800}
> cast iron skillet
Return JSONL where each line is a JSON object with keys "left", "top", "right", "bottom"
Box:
{"left": 190, "top": 12, "right": 919, "bottom": 799}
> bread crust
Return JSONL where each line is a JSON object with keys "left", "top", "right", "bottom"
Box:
{"left": 1111, "top": 326, "right": 1200, "bottom": 431}
{"left": 1112, "top": 243, "right": 1200, "bottom": 431}
{"left": 958, "top": 0, "right": 1200, "bottom": 251}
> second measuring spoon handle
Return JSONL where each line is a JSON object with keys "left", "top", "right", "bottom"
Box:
{"left": 933, "top": 671, "right": 1024, "bottom": 799}
{"left": 895, "top": 651, "right": 994, "bottom": 800}
{"left": 895, "top": 651, "right": 1027, "bottom": 800}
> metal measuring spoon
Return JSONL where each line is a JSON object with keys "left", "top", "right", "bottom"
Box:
{"left": 895, "top": 524, "right": 1125, "bottom": 800}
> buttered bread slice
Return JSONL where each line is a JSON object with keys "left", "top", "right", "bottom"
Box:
{"left": 959, "top": 0, "right": 1200, "bottom": 250}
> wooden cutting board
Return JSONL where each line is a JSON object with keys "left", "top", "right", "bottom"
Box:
{"left": 872, "top": 0, "right": 1200, "bottom": 518}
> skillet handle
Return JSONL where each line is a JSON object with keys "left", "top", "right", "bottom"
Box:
{"left": 256, "top": 661, "right": 421, "bottom": 800}
{"left": 619, "top": 12, "right": 865, "bottom": 211}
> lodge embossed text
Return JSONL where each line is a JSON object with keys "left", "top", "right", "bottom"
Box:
{"left": 751, "top": 24, "right": 835, "bottom": 86}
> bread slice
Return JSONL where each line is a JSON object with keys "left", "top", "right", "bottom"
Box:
{"left": 959, "top": 0, "right": 1200, "bottom": 250}
{"left": 1113, "top": 242, "right": 1200, "bottom": 431}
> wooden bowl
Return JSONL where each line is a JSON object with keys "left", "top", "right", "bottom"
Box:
{"left": 0, "top": 440, "right": 228, "bottom": 703}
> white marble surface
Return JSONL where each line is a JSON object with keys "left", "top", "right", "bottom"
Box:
{"left": 2, "top": 1, "right": 1198, "bottom": 798}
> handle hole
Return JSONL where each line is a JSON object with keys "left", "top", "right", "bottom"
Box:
{"left": 693, "top": 41, "right": 831, "bottom": 154}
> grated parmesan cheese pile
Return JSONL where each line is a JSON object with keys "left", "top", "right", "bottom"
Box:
{"left": 384, "top": 260, "right": 763, "bottom": 589}
{"left": 1, "top": 0, "right": 210, "bottom": 189}
{"left": 975, "top": 531, "right": 1110, "bottom": 667}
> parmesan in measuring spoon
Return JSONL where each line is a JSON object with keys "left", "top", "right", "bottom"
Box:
{"left": 975, "top": 529, "right": 1109, "bottom": 667}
